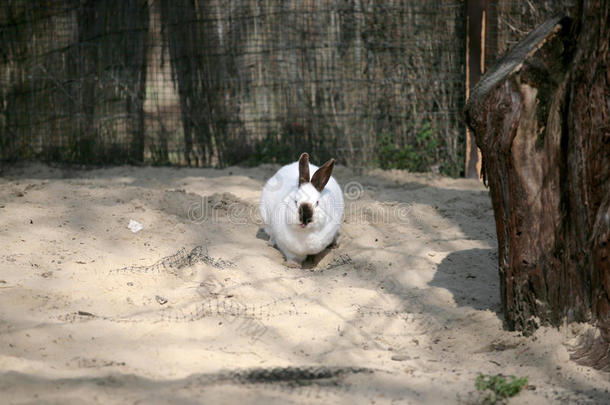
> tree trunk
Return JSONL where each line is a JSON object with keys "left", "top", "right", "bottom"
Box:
{"left": 464, "top": 0, "right": 609, "bottom": 371}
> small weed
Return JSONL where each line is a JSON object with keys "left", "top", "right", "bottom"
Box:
{"left": 248, "top": 131, "right": 293, "bottom": 166}
{"left": 376, "top": 121, "right": 438, "bottom": 173}
{"left": 475, "top": 373, "right": 528, "bottom": 404}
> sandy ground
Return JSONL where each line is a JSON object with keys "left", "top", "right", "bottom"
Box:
{"left": 0, "top": 163, "right": 608, "bottom": 404}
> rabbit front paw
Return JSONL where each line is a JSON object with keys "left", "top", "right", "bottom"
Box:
{"left": 285, "top": 259, "right": 302, "bottom": 268}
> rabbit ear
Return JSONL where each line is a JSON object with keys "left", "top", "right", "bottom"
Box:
{"left": 298, "top": 153, "right": 310, "bottom": 187}
{"left": 311, "top": 158, "right": 335, "bottom": 192}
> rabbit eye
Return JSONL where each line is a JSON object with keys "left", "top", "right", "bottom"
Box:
{"left": 315, "top": 201, "right": 319, "bottom": 207}
{"left": 294, "top": 200, "right": 298, "bottom": 206}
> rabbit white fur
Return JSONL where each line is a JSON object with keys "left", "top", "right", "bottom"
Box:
{"left": 261, "top": 153, "right": 344, "bottom": 267}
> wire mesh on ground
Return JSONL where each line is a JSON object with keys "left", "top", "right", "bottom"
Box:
{"left": 0, "top": 0, "right": 573, "bottom": 175}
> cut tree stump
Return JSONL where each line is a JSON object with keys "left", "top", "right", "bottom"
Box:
{"left": 464, "top": 1, "right": 609, "bottom": 371}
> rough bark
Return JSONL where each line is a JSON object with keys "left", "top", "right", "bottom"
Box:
{"left": 464, "top": 0, "right": 609, "bottom": 370}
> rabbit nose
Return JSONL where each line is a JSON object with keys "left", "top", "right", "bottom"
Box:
{"left": 298, "top": 203, "right": 313, "bottom": 226}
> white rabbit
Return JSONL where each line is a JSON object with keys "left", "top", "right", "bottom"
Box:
{"left": 260, "top": 153, "right": 344, "bottom": 267}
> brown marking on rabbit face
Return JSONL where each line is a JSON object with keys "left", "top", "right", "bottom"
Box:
{"left": 298, "top": 153, "right": 310, "bottom": 187}
{"left": 298, "top": 202, "right": 313, "bottom": 227}
{"left": 311, "top": 158, "right": 335, "bottom": 192}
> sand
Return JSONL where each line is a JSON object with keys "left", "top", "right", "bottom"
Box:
{"left": 0, "top": 163, "right": 608, "bottom": 404}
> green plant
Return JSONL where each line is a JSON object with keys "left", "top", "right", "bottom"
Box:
{"left": 475, "top": 373, "right": 528, "bottom": 404}
{"left": 248, "top": 131, "right": 293, "bottom": 166}
{"left": 149, "top": 141, "right": 171, "bottom": 166}
{"left": 376, "top": 121, "right": 438, "bottom": 172}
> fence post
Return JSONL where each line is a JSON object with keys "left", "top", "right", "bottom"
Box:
{"left": 465, "top": 0, "right": 486, "bottom": 179}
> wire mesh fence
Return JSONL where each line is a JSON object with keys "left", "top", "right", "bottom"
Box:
{"left": 0, "top": 0, "right": 574, "bottom": 175}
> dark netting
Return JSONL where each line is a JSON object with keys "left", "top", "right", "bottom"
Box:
{"left": 0, "top": 0, "right": 574, "bottom": 174}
